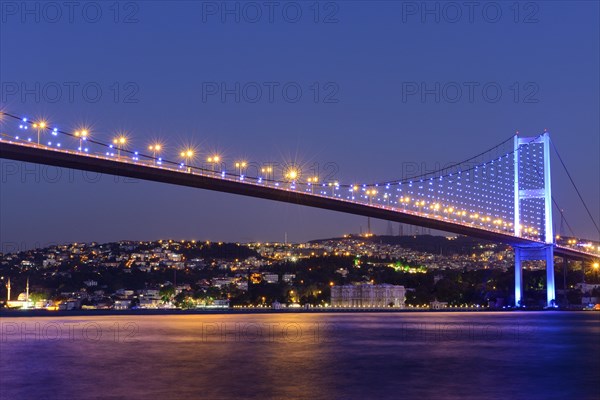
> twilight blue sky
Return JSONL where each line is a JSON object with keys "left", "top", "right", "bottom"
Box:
{"left": 0, "top": 1, "right": 598, "bottom": 249}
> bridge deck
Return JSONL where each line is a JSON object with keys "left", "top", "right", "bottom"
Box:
{"left": 1, "top": 140, "right": 596, "bottom": 261}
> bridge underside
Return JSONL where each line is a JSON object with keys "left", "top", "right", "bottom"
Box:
{"left": 0, "top": 141, "right": 595, "bottom": 263}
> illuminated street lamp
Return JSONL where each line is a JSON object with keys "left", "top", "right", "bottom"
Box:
{"left": 148, "top": 143, "right": 162, "bottom": 165}
{"left": 365, "top": 188, "right": 378, "bottom": 205}
{"left": 285, "top": 168, "right": 299, "bottom": 182}
{"left": 398, "top": 196, "right": 410, "bottom": 210}
{"left": 74, "top": 130, "right": 88, "bottom": 152}
{"left": 180, "top": 149, "right": 194, "bottom": 172}
{"left": 113, "top": 136, "right": 127, "bottom": 157}
{"left": 207, "top": 155, "right": 221, "bottom": 174}
{"left": 307, "top": 176, "right": 318, "bottom": 194}
{"left": 591, "top": 262, "right": 600, "bottom": 281}
{"left": 415, "top": 199, "right": 425, "bottom": 214}
{"left": 33, "top": 121, "right": 46, "bottom": 144}
{"left": 328, "top": 181, "right": 339, "bottom": 196}
{"left": 383, "top": 193, "right": 391, "bottom": 206}
{"left": 234, "top": 161, "right": 247, "bottom": 177}
{"left": 261, "top": 166, "right": 273, "bottom": 182}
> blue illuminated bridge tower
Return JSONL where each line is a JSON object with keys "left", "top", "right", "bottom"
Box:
{"left": 513, "top": 133, "right": 555, "bottom": 307}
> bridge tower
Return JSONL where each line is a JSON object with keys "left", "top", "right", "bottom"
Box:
{"left": 513, "top": 132, "right": 555, "bottom": 307}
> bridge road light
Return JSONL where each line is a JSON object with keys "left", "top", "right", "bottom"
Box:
{"left": 415, "top": 199, "right": 425, "bottom": 214}
{"left": 181, "top": 149, "right": 194, "bottom": 172}
{"left": 33, "top": 121, "right": 47, "bottom": 145}
{"left": 383, "top": 193, "right": 390, "bottom": 207}
{"left": 235, "top": 161, "right": 247, "bottom": 177}
{"left": 261, "top": 166, "right": 273, "bottom": 183}
{"left": 350, "top": 185, "right": 359, "bottom": 199}
{"left": 148, "top": 144, "right": 162, "bottom": 165}
{"left": 285, "top": 168, "right": 299, "bottom": 182}
{"left": 74, "top": 130, "right": 88, "bottom": 152}
{"left": 328, "top": 181, "right": 339, "bottom": 196}
{"left": 398, "top": 196, "right": 406, "bottom": 210}
{"left": 307, "top": 177, "right": 318, "bottom": 194}
{"left": 113, "top": 136, "right": 127, "bottom": 158}
{"left": 365, "top": 188, "right": 378, "bottom": 205}
{"left": 207, "top": 155, "right": 220, "bottom": 175}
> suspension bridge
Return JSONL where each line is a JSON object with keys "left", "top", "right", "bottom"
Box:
{"left": 0, "top": 112, "right": 598, "bottom": 307}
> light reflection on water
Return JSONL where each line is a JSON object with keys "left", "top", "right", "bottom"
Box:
{"left": 1, "top": 312, "right": 598, "bottom": 399}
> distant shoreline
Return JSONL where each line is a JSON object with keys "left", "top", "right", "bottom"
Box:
{"left": 0, "top": 307, "right": 578, "bottom": 318}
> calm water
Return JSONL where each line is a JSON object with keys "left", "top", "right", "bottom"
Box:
{"left": 1, "top": 312, "right": 599, "bottom": 400}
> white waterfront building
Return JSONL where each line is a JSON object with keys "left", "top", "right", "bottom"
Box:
{"left": 331, "top": 284, "right": 406, "bottom": 308}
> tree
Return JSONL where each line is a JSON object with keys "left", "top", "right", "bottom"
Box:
{"left": 29, "top": 292, "right": 45, "bottom": 304}
{"left": 174, "top": 292, "right": 195, "bottom": 309}
{"left": 159, "top": 285, "right": 175, "bottom": 304}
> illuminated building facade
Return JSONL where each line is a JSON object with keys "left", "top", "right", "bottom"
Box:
{"left": 331, "top": 284, "right": 406, "bottom": 308}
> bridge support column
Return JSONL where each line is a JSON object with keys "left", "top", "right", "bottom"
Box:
{"left": 515, "top": 248, "right": 523, "bottom": 307}
{"left": 545, "top": 246, "right": 556, "bottom": 307}
{"left": 514, "top": 245, "right": 556, "bottom": 308}
{"left": 562, "top": 257, "right": 568, "bottom": 306}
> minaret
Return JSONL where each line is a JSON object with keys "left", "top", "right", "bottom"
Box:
{"left": 6, "top": 278, "right": 10, "bottom": 302}
{"left": 25, "top": 277, "right": 29, "bottom": 307}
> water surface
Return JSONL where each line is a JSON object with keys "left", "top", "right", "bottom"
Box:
{"left": 1, "top": 312, "right": 598, "bottom": 399}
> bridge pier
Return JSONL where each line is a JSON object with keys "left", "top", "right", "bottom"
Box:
{"left": 545, "top": 247, "right": 556, "bottom": 307}
{"left": 514, "top": 246, "right": 555, "bottom": 308}
{"left": 562, "top": 257, "right": 568, "bottom": 305}
{"left": 515, "top": 248, "right": 523, "bottom": 307}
